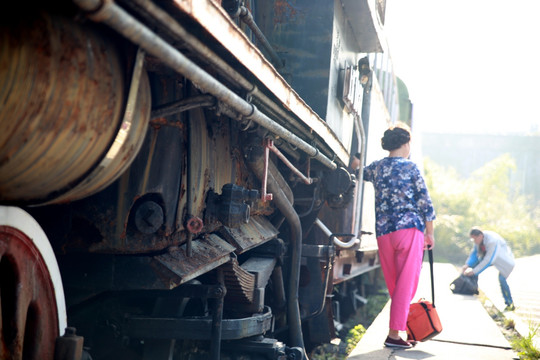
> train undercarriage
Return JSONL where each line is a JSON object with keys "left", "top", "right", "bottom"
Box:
{"left": 0, "top": 1, "right": 389, "bottom": 359}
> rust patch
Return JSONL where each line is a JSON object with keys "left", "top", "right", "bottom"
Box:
{"left": 274, "top": 0, "right": 304, "bottom": 25}
{"left": 218, "top": 216, "right": 278, "bottom": 254}
{"left": 0, "top": 226, "right": 59, "bottom": 359}
{"left": 154, "top": 234, "right": 235, "bottom": 285}
{"left": 150, "top": 118, "right": 168, "bottom": 129}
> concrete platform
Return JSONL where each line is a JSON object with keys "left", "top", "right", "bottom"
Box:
{"left": 347, "top": 262, "right": 518, "bottom": 359}
{"left": 479, "top": 255, "right": 540, "bottom": 350}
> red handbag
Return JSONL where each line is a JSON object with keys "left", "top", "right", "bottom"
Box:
{"left": 406, "top": 250, "right": 443, "bottom": 342}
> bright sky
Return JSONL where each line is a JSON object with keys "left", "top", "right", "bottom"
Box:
{"left": 384, "top": 0, "right": 540, "bottom": 135}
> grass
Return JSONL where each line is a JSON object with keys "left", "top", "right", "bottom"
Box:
{"left": 511, "top": 323, "right": 540, "bottom": 360}
{"left": 479, "top": 292, "right": 540, "bottom": 360}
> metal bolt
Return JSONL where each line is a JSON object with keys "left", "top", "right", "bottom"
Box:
{"left": 186, "top": 216, "right": 204, "bottom": 234}
{"left": 134, "top": 201, "right": 164, "bottom": 234}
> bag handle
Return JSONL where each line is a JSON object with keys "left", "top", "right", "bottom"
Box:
{"left": 428, "top": 248, "right": 435, "bottom": 307}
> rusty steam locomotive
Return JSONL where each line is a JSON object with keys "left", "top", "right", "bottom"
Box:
{"left": 0, "top": 0, "right": 402, "bottom": 359}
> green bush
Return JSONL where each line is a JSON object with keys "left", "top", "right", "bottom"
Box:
{"left": 423, "top": 154, "right": 540, "bottom": 263}
{"left": 345, "top": 324, "right": 366, "bottom": 354}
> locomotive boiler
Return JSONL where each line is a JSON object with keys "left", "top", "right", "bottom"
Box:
{"left": 0, "top": 0, "right": 399, "bottom": 359}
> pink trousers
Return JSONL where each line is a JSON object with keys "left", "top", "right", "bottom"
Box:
{"left": 377, "top": 228, "right": 425, "bottom": 331}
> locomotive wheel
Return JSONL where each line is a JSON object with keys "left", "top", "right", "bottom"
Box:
{"left": 0, "top": 206, "right": 66, "bottom": 360}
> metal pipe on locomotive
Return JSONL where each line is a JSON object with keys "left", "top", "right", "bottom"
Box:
{"left": 0, "top": 0, "right": 395, "bottom": 359}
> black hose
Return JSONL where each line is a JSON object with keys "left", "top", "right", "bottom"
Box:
{"left": 246, "top": 146, "right": 306, "bottom": 357}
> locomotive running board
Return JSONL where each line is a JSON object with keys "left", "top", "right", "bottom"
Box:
{"left": 218, "top": 215, "right": 279, "bottom": 254}
{"left": 153, "top": 234, "right": 235, "bottom": 286}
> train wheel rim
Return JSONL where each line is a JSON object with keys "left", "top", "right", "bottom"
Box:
{"left": 0, "top": 206, "right": 67, "bottom": 359}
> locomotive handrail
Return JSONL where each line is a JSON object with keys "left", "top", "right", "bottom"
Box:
{"left": 266, "top": 139, "right": 314, "bottom": 185}
{"left": 74, "top": 0, "right": 338, "bottom": 171}
{"left": 314, "top": 218, "right": 361, "bottom": 249}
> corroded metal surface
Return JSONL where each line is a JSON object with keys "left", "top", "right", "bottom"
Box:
{"left": 172, "top": 0, "right": 349, "bottom": 164}
{"left": 175, "top": 106, "right": 236, "bottom": 234}
{"left": 0, "top": 226, "right": 59, "bottom": 359}
{"left": 154, "top": 234, "right": 235, "bottom": 285}
{"left": 47, "top": 49, "right": 151, "bottom": 205}
{"left": 0, "top": 12, "right": 125, "bottom": 204}
{"left": 218, "top": 215, "right": 279, "bottom": 254}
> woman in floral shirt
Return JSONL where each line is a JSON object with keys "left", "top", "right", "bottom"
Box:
{"left": 363, "top": 124, "right": 436, "bottom": 349}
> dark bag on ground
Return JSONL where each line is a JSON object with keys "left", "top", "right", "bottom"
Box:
{"left": 406, "top": 249, "right": 443, "bottom": 342}
{"left": 449, "top": 274, "right": 479, "bottom": 295}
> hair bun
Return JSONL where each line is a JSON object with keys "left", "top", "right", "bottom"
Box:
{"left": 381, "top": 126, "right": 411, "bottom": 151}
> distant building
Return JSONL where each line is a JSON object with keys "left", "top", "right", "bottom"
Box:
{"left": 421, "top": 133, "right": 540, "bottom": 202}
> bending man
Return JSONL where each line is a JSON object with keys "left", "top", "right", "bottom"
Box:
{"left": 463, "top": 227, "right": 515, "bottom": 311}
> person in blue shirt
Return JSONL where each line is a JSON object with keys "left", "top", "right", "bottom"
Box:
{"left": 462, "top": 227, "right": 515, "bottom": 311}
{"left": 363, "top": 124, "right": 436, "bottom": 348}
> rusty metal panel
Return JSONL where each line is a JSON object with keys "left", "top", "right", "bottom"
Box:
{"left": 218, "top": 215, "right": 279, "bottom": 254}
{"left": 0, "top": 13, "right": 125, "bottom": 204}
{"left": 0, "top": 224, "right": 59, "bottom": 359}
{"left": 265, "top": 0, "right": 334, "bottom": 120}
{"left": 172, "top": 0, "right": 349, "bottom": 164}
{"left": 47, "top": 53, "right": 151, "bottom": 205}
{"left": 153, "top": 234, "right": 235, "bottom": 285}
{"left": 190, "top": 107, "right": 235, "bottom": 217}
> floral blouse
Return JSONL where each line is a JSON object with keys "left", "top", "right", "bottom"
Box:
{"left": 363, "top": 157, "right": 436, "bottom": 237}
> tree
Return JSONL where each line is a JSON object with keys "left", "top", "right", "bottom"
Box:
{"left": 423, "top": 154, "right": 540, "bottom": 263}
